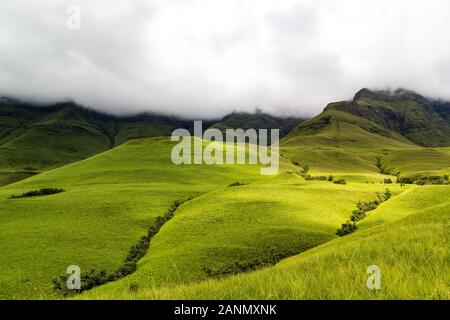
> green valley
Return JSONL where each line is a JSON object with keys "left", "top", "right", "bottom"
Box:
{"left": 0, "top": 89, "right": 448, "bottom": 300}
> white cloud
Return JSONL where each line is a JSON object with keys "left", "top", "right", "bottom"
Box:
{"left": 0, "top": 0, "right": 450, "bottom": 118}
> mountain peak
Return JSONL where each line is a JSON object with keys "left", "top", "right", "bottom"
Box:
{"left": 353, "top": 88, "right": 429, "bottom": 104}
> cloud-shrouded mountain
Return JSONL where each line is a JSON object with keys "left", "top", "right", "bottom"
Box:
{"left": 283, "top": 88, "right": 450, "bottom": 148}
{"left": 0, "top": 96, "right": 304, "bottom": 186}
{"left": 1, "top": 87, "right": 449, "bottom": 187}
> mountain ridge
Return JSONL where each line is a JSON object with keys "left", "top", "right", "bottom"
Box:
{"left": 283, "top": 88, "right": 450, "bottom": 148}
{"left": 0, "top": 97, "right": 305, "bottom": 185}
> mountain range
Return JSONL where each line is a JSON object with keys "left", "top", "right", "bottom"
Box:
{"left": 1, "top": 88, "right": 450, "bottom": 186}
{"left": 0, "top": 97, "right": 304, "bottom": 185}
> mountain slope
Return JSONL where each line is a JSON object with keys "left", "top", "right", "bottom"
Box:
{"left": 350, "top": 88, "right": 450, "bottom": 147}
{"left": 280, "top": 89, "right": 450, "bottom": 181}
{"left": 209, "top": 111, "right": 304, "bottom": 138}
{"left": 0, "top": 97, "right": 304, "bottom": 186}
{"left": 284, "top": 88, "right": 450, "bottom": 149}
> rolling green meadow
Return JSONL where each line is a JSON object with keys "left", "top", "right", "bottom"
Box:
{"left": 0, "top": 89, "right": 449, "bottom": 300}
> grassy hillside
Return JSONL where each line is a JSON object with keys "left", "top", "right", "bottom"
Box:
{"left": 82, "top": 185, "right": 448, "bottom": 300}
{"left": 78, "top": 181, "right": 402, "bottom": 298}
{"left": 0, "top": 97, "right": 303, "bottom": 187}
{"left": 280, "top": 89, "right": 450, "bottom": 181}
{"left": 280, "top": 107, "right": 414, "bottom": 182}
{"left": 380, "top": 148, "right": 450, "bottom": 177}
{"left": 282, "top": 108, "right": 415, "bottom": 150}
{"left": 0, "top": 134, "right": 415, "bottom": 300}
{"left": 0, "top": 99, "right": 192, "bottom": 185}
{"left": 0, "top": 137, "right": 271, "bottom": 299}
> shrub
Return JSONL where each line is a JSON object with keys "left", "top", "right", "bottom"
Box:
{"left": 397, "top": 176, "right": 415, "bottom": 184}
{"left": 305, "top": 176, "right": 327, "bottom": 181}
{"left": 384, "top": 178, "right": 393, "bottom": 184}
{"left": 300, "top": 165, "right": 310, "bottom": 177}
{"left": 339, "top": 189, "right": 392, "bottom": 236}
{"left": 397, "top": 175, "right": 449, "bottom": 185}
{"left": 328, "top": 175, "right": 334, "bottom": 182}
{"left": 336, "top": 221, "right": 358, "bottom": 236}
{"left": 350, "top": 209, "right": 366, "bottom": 222}
{"left": 228, "top": 182, "right": 247, "bottom": 187}
{"left": 384, "top": 188, "right": 392, "bottom": 200}
{"left": 9, "top": 188, "right": 65, "bottom": 199}
{"left": 333, "top": 179, "right": 347, "bottom": 185}
{"left": 128, "top": 283, "right": 139, "bottom": 292}
{"left": 52, "top": 268, "right": 110, "bottom": 296}
{"left": 357, "top": 201, "right": 379, "bottom": 212}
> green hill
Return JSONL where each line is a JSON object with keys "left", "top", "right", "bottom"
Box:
{"left": 0, "top": 98, "right": 191, "bottom": 186}
{"left": 82, "top": 185, "right": 449, "bottom": 300}
{"left": 0, "top": 97, "right": 303, "bottom": 187}
{"left": 0, "top": 137, "right": 275, "bottom": 299}
{"left": 283, "top": 88, "right": 450, "bottom": 149}
{"left": 280, "top": 89, "right": 450, "bottom": 181}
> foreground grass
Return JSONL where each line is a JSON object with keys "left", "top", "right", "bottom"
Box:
{"left": 79, "top": 181, "right": 401, "bottom": 298}
{"left": 81, "top": 186, "right": 449, "bottom": 300}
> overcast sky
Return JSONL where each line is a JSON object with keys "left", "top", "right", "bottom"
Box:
{"left": 1, "top": 0, "right": 450, "bottom": 118}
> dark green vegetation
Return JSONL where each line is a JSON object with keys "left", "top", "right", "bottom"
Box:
{"left": 210, "top": 110, "right": 304, "bottom": 138}
{"left": 397, "top": 175, "right": 449, "bottom": 185}
{"left": 352, "top": 88, "right": 450, "bottom": 147}
{"left": 227, "top": 182, "right": 248, "bottom": 187}
{"left": 336, "top": 188, "right": 392, "bottom": 236}
{"left": 9, "top": 187, "right": 65, "bottom": 199}
{"left": 0, "top": 88, "right": 448, "bottom": 300}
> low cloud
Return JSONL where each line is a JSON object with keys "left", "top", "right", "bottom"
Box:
{"left": 1, "top": 0, "right": 450, "bottom": 118}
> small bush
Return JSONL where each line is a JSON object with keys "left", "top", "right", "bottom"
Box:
{"left": 9, "top": 188, "right": 65, "bottom": 199}
{"left": 339, "top": 188, "right": 392, "bottom": 236}
{"left": 384, "top": 178, "right": 393, "bottom": 184}
{"left": 128, "top": 283, "right": 139, "bottom": 292}
{"left": 350, "top": 209, "right": 366, "bottom": 222}
{"left": 397, "top": 176, "right": 415, "bottom": 184}
{"left": 336, "top": 221, "right": 358, "bottom": 236}
{"left": 333, "top": 179, "right": 347, "bottom": 185}
{"left": 300, "top": 165, "right": 310, "bottom": 178}
{"left": 228, "top": 182, "right": 247, "bottom": 187}
{"left": 328, "top": 175, "right": 334, "bottom": 182}
{"left": 305, "top": 176, "right": 327, "bottom": 181}
{"left": 397, "top": 175, "right": 449, "bottom": 185}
